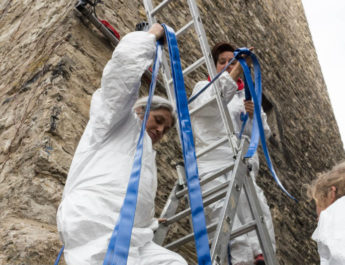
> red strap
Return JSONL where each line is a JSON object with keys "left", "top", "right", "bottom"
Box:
{"left": 100, "top": 20, "right": 120, "bottom": 40}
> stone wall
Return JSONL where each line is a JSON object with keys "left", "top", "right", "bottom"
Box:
{"left": 0, "top": 0, "right": 344, "bottom": 264}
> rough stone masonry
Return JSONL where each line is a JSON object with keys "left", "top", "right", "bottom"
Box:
{"left": 0, "top": 0, "right": 344, "bottom": 264}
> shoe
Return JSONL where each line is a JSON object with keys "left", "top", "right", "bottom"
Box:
{"left": 254, "top": 254, "right": 265, "bottom": 265}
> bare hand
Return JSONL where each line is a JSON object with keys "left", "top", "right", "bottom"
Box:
{"left": 158, "top": 218, "right": 167, "bottom": 224}
{"left": 229, "top": 47, "right": 254, "bottom": 81}
{"left": 148, "top": 23, "right": 164, "bottom": 40}
{"left": 243, "top": 46, "right": 254, "bottom": 67}
{"left": 244, "top": 100, "right": 254, "bottom": 118}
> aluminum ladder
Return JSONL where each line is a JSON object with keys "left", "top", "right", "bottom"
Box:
{"left": 143, "top": 1, "right": 278, "bottom": 264}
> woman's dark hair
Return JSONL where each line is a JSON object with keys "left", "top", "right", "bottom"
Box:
{"left": 211, "top": 42, "right": 235, "bottom": 65}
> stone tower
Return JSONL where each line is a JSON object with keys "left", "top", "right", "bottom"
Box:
{"left": 0, "top": 0, "right": 343, "bottom": 264}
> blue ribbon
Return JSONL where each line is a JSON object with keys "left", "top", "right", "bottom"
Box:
{"left": 234, "top": 48, "right": 296, "bottom": 201}
{"left": 53, "top": 245, "right": 64, "bottom": 265}
{"left": 238, "top": 71, "right": 251, "bottom": 139}
{"left": 162, "top": 24, "right": 212, "bottom": 265}
{"left": 188, "top": 57, "right": 237, "bottom": 104}
{"left": 102, "top": 39, "right": 163, "bottom": 265}
{"left": 239, "top": 112, "right": 248, "bottom": 139}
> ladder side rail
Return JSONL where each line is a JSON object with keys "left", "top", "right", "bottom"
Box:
{"left": 186, "top": 0, "right": 239, "bottom": 155}
{"left": 143, "top": 0, "right": 182, "bottom": 125}
{"left": 209, "top": 138, "right": 247, "bottom": 264}
{"left": 242, "top": 169, "right": 278, "bottom": 265}
{"left": 153, "top": 181, "right": 184, "bottom": 245}
{"left": 144, "top": 0, "right": 190, "bottom": 249}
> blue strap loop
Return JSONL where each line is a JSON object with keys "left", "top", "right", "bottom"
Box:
{"left": 162, "top": 24, "right": 212, "bottom": 265}
{"left": 234, "top": 48, "right": 297, "bottom": 201}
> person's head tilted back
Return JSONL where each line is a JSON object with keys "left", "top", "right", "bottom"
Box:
{"left": 133, "top": 95, "right": 176, "bottom": 144}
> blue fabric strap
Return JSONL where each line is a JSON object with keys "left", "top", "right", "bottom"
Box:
{"left": 234, "top": 48, "right": 296, "bottom": 201}
{"left": 162, "top": 24, "right": 212, "bottom": 265}
{"left": 102, "top": 39, "right": 164, "bottom": 265}
{"left": 239, "top": 112, "right": 248, "bottom": 139}
{"left": 188, "top": 57, "right": 237, "bottom": 104}
{"left": 238, "top": 70, "right": 251, "bottom": 139}
{"left": 54, "top": 245, "right": 64, "bottom": 265}
{"left": 234, "top": 49, "right": 261, "bottom": 158}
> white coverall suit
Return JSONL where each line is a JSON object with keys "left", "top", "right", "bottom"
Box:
{"left": 190, "top": 74, "right": 276, "bottom": 265}
{"left": 312, "top": 196, "right": 345, "bottom": 265}
{"left": 56, "top": 31, "right": 186, "bottom": 265}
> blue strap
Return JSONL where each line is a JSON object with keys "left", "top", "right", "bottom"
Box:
{"left": 162, "top": 24, "right": 212, "bottom": 265}
{"left": 234, "top": 48, "right": 297, "bottom": 201}
{"left": 239, "top": 112, "right": 248, "bottom": 139}
{"left": 53, "top": 245, "right": 64, "bottom": 265}
{"left": 102, "top": 39, "right": 163, "bottom": 265}
{"left": 234, "top": 49, "right": 261, "bottom": 158}
{"left": 238, "top": 69, "right": 251, "bottom": 139}
{"left": 188, "top": 57, "right": 237, "bottom": 104}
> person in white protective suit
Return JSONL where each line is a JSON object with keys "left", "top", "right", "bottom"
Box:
{"left": 56, "top": 23, "right": 187, "bottom": 265}
{"left": 307, "top": 161, "right": 345, "bottom": 265}
{"left": 189, "top": 42, "right": 275, "bottom": 265}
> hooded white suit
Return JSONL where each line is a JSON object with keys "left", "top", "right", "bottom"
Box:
{"left": 190, "top": 76, "right": 275, "bottom": 264}
{"left": 57, "top": 31, "right": 186, "bottom": 265}
{"left": 312, "top": 196, "right": 345, "bottom": 265}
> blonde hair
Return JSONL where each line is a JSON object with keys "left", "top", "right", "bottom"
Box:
{"left": 307, "top": 161, "right": 345, "bottom": 208}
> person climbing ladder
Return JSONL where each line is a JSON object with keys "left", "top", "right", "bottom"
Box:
{"left": 56, "top": 23, "right": 187, "bottom": 265}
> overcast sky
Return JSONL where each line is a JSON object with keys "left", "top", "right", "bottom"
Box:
{"left": 301, "top": 0, "right": 345, "bottom": 148}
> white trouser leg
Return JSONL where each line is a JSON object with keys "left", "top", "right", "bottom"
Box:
{"left": 245, "top": 171, "right": 276, "bottom": 256}
{"left": 137, "top": 241, "right": 187, "bottom": 265}
{"left": 203, "top": 171, "right": 254, "bottom": 265}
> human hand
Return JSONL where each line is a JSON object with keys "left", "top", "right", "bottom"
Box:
{"left": 242, "top": 46, "right": 254, "bottom": 67}
{"left": 148, "top": 23, "right": 165, "bottom": 40}
{"left": 158, "top": 218, "right": 167, "bottom": 224}
{"left": 244, "top": 100, "right": 254, "bottom": 118}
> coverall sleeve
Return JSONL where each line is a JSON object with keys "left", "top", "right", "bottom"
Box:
{"left": 88, "top": 31, "right": 156, "bottom": 141}
{"left": 189, "top": 71, "right": 238, "bottom": 109}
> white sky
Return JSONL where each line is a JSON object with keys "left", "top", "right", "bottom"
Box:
{"left": 301, "top": 0, "right": 345, "bottom": 149}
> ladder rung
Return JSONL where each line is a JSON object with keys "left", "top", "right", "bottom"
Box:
{"left": 230, "top": 220, "right": 257, "bottom": 239}
{"left": 150, "top": 0, "right": 172, "bottom": 16}
{"left": 165, "top": 219, "right": 256, "bottom": 250}
{"left": 175, "top": 164, "right": 234, "bottom": 199}
{"left": 202, "top": 180, "right": 230, "bottom": 200}
{"left": 168, "top": 56, "right": 206, "bottom": 85}
{"left": 189, "top": 95, "right": 217, "bottom": 116}
{"left": 176, "top": 20, "right": 194, "bottom": 38}
{"left": 196, "top": 136, "right": 228, "bottom": 158}
{"left": 182, "top": 56, "right": 205, "bottom": 77}
{"left": 165, "top": 222, "right": 218, "bottom": 250}
{"left": 166, "top": 189, "right": 227, "bottom": 225}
